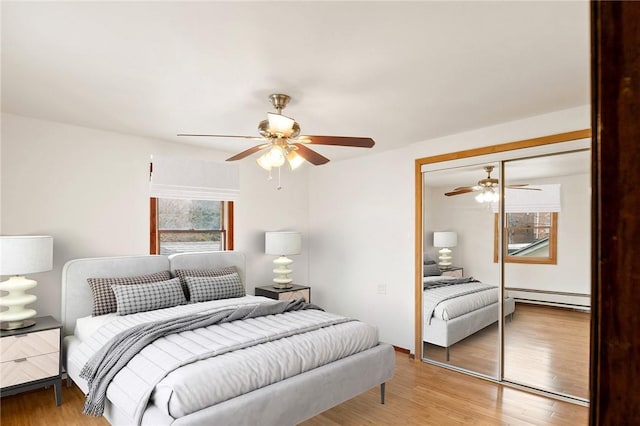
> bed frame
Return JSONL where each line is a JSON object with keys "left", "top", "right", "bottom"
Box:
{"left": 423, "top": 297, "right": 515, "bottom": 361}
{"left": 61, "top": 251, "right": 395, "bottom": 425}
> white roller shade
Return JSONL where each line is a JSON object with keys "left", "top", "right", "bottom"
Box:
{"left": 149, "top": 156, "right": 240, "bottom": 201}
{"left": 492, "top": 184, "right": 561, "bottom": 213}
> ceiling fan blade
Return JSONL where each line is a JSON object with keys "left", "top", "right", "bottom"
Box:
{"left": 506, "top": 185, "right": 542, "bottom": 191}
{"left": 297, "top": 135, "right": 375, "bottom": 148}
{"left": 452, "top": 185, "right": 481, "bottom": 191}
{"left": 226, "top": 144, "right": 270, "bottom": 161}
{"left": 177, "top": 133, "right": 264, "bottom": 141}
{"left": 292, "top": 143, "right": 330, "bottom": 165}
{"left": 445, "top": 188, "right": 476, "bottom": 196}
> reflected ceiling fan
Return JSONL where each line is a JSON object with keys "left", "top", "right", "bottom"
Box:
{"left": 178, "top": 93, "right": 375, "bottom": 171}
{"left": 444, "top": 166, "right": 539, "bottom": 203}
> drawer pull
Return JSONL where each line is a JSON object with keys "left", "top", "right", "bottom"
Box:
{"left": 14, "top": 358, "right": 28, "bottom": 363}
{"left": 14, "top": 334, "right": 28, "bottom": 338}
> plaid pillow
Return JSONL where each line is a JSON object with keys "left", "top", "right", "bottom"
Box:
{"left": 112, "top": 278, "right": 186, "bottom": 315}
{"left": 173, "top": 266, "right": 238, "bottom": 300}
{"left": 184, "top": 273, "right": 245, "bottom": 303}
{"left": 87, "top": 270, "right": 172, "bottom": 316}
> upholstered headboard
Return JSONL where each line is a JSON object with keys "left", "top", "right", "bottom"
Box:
{"left": 60, "top": 251, "right": 246, "bottom": 337}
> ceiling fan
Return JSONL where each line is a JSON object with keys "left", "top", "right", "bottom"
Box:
{"left": 444, "top": 166, "right": 539, "bottom": 202}
{"left": 178, "top": 93, "right": 375, "bottom": 171}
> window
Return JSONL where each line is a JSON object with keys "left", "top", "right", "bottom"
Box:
{"left": 150, "top": 198, "right": 234, "bottom": 255}
{"left": 494, "top": 212, "right": 558, "bottom": 264}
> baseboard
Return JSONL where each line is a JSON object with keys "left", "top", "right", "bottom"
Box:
{"left": 515, "top": 298, "right": 591, "bottom": 312}
{"left": 393, "top": 345, "right": 413, "bottom": 358}
{"left": 507, "top": 288, "right": 590, "bottom": 310}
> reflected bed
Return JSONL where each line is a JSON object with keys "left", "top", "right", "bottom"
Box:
{"left": 422, "top": 276, "right": 515, "bottom": 361}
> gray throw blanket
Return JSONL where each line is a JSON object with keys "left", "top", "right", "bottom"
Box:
{"left": 81, "top": 298, "right": 320, "bottom": 416}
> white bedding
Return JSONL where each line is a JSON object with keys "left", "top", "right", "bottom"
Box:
{"left": 431, "top": 287, "right": 499, "bottom": 320}
{"left": 423, "top": 282, "right": 499, "bottom": 321}
{"left": 73, "top": 295, "right": 269, "bottom": 342}
{"left": 67, "top": 296, "right": 378, "bottom": 423}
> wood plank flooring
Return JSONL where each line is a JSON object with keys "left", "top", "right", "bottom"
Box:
{"left": 1, "top": 351, "right": 587, "bottom": 425}
{"left": 423, "top": 303, "right": 590, "bottom": 400}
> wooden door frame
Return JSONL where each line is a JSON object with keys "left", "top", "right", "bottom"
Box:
{"left": 590, "top": 2, "right": 640, "bottom": 423}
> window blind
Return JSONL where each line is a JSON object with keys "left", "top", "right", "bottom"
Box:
{"left": 492, "top": 184, "right": 561, "bottom": 213}
{"left": 149, "top": 156, "right": 240, "bottom": 201}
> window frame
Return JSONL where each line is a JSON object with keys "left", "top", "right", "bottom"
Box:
{"left": 149, "top": 198, "right": 234, "bottom": 255}
{"left": 493, "top": 211, "right": 558, "bottom": 264}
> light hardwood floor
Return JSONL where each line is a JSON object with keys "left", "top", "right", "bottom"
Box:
{"left": 1, "top": 350, "right": 587, "bottom": 425}
{"left": 424, "top": 303, "right": 590, "bottom": 400}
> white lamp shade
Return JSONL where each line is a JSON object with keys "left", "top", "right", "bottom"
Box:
{"left": 267, "top": 113, "right": 296, "bottom": 137}
{"left": 265, "top": 232, "right": 302, "bottom": 256}
{"left": 433, "top": 231, "right": 457, "bottom": 248}
{"left": 0, "top": 236, "right": 53, "bottom": 275}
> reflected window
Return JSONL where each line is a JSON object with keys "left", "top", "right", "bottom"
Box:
{"left": 494, "top": 212, "right": 558, "bottom": 264}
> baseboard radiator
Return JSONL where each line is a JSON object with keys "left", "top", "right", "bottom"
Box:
{"left": 506, "top": 288, "right": 590, "bottom": 312}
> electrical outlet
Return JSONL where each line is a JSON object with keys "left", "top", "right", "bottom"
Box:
{"left": 377, "top": 283, "right": 387, "bottom": 295}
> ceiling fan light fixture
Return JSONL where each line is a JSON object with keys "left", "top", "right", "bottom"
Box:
{"left": 265, "top": 145, "right": 286, "bottom": 167}
{"left": 267, "top": 112, "right": 296, "bottom": 137}
{"left": 256, "top": 152, "right": 273, "bottom": 171}
{"left": 286, "top": 150, "right": 306, "bottom": 170}
{"left": 475, "top": 189, "right": 499, "bottom": 203}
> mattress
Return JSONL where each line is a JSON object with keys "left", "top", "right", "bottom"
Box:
{"left": 66, "top": 296, "right": 379, "bottom": 422}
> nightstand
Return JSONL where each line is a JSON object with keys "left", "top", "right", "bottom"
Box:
{"left": 440, "top": 266, "right": 463, "bottom": 278}
{"left": 0, "top": 316, "right": 62, "bottom": 405}
{"left": 255, "top": 284, "right": 311, "bottom": 303}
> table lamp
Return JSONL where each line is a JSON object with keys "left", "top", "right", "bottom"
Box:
{"left": 0, "top": 236, "right": 53, "bottom": 330}
{"left": 265, "top": 231, "right": 302, "bottom": 289}
{"left": 433, "top": 231, "right": 457, "bottom": 269}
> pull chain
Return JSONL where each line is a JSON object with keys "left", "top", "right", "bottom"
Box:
{"left": 277, "top": 166, "right": 282, "bottom": 190}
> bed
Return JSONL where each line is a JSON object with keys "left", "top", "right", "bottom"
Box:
{"left": 422, "top": 274, "right": 515, "bottom": 361}
{"left": 61, "top": 251, "right": 395, "bottom": 425}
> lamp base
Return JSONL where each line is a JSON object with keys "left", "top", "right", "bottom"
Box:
{"left": 272, "top": 256, "right": 294, "bottom": 289}
{"left": 0, "top": 319, "right": 36, "bottom": 331}
{"left": 438, "top": 248, "right": 452, "bottom": 268}
{"left": 273, "top": 283, "right": 293, "bottom": 290}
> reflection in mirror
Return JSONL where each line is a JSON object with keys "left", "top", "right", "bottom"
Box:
{"left": 505, "top": 212, "right": 556, "bottom": 258}
{"left": 502, "top": 150, "right": 591, "bottom": 400}
{"left": 422, "top": 163, "right": 504, "bottom": 379}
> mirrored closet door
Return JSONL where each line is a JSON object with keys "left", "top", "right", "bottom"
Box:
{"left": 422, "top": 163, "right": 501, "bottom": 379}
{"left": 502, "top": 151, "right": 591, "bottom": 400}
{"left": 417, "top": 132, "right": 591, "bottom": 402}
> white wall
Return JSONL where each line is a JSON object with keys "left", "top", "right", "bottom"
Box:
{"left": 308, "top": 105, "right": 590, "bottom": 352}
{"left": 0, "top": 113, "right": 310, "bottom": 320}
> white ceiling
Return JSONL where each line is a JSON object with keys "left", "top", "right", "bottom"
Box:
{"left": 1, "top": 1, "right": 590, "bottom": 162}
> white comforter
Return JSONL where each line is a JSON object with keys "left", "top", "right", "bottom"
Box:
{"left": 67, "top": 296, "right": 378, "bottom": 424}
{"left": 423, "top": 281, "right": 499, "bottom": 322}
